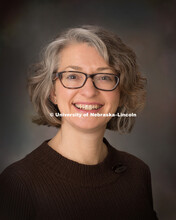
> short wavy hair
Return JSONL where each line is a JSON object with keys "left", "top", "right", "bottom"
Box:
{"left": 27, "top": 25, "right": 146, "bottom": 133}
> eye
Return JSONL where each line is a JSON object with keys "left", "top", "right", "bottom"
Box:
{"left": 67, "top": 74, "right": 77, "bottom": 80}
{"left": 101, "top": 76, "right": 112, "bottom": 81}
{"left": 64, "top": 72, "right": 82, "bottom": 80}
{"left": 96, "top": 74, "right": 114, "bottom": 81}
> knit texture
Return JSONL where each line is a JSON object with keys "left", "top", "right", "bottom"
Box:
{"left": 0, "top": 138, "right": 158, "bottom": 220}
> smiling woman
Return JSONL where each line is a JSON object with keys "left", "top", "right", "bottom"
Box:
{"left": 28, "top": 25, "right": 146, "bottom": 133}
{"left": 0, "top": 26, "right": 158, "bottom": 219}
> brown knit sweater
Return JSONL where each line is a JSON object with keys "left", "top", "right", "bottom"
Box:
{"left": 0, "top": 138, "right": 158, "bottom": 220}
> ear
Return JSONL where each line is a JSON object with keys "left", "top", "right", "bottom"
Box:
{"left": 50, "top": 87, "right": 57, "bottom": 105}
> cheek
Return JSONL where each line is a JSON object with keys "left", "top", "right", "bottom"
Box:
{"left": 107, "top": 91, "right": 120, "bottom": 109}
{"left": 55, "top": 85, "right": 76, "bottom": 108}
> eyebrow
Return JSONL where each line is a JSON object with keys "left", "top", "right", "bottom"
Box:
{"left": 64, "top": 65, "right": 113, "bottom": 72}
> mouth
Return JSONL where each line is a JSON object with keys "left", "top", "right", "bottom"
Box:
{"left": 73, "top": 103, "right": 103, "bottom": 111}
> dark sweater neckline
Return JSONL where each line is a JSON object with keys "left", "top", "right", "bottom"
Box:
{"left": 31, "top": 138, "right": 124, "bottom": 187}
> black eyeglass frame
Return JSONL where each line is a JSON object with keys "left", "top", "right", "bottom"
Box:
{"left": 53, "top": 71, "right": 120, "bottom": 91}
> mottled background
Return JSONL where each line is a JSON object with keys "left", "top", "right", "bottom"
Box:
{"left": 0, "top": 0, "right": 176, "bottom": 219}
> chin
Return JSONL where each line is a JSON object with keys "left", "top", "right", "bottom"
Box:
{"left": 67, "top": 117, "right": 109, "bottom": 132}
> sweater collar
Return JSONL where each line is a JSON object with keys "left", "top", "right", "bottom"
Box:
{"left": 33, "top": 137, "right": 127, "bottom": 187}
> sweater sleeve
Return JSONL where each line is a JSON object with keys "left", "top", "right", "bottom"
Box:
{"left": 0, "top": 165, "right": 34, "bottom": 220}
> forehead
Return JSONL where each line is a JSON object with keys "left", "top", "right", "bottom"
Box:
{"left": 58, "top": 43, "right": 109, "bottom": 71}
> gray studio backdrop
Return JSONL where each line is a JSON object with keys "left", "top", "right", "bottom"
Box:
{"left": 1, "top": 0, "right": 176, "bottom": 219}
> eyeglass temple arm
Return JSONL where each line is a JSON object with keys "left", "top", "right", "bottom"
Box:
{"left": 53, "top": 72, "right": 62, "bottom": 81}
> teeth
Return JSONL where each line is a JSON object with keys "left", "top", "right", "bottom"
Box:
{"left": 74, "top": 104, "right": 102, "bottom": 110}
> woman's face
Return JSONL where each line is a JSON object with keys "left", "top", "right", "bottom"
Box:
{"left": 53, "top": 43, "right": 120, "bottom": 132}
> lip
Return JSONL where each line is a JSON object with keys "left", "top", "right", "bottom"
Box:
{"left": 73, "top": 102, "right": 103, "bottom": 105}
{"left": 72, "top": 102, "right": 104, "bottom": 113}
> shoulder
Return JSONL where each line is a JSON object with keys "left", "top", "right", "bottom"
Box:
{"left": 0, "top": 167, "right": 36, "bottom": 219}
{"left": 104, "top": 138, "right": 151, "bottom": 178}
{"left": 118, "top": 149, "right": 150, "bottom": 170}
{"left": 117, "top": 149, "right": 152, "bottom": 180}
{"left": 105, "top": 138, "right": 149, "bottom": 168}
{"left": 106, "top": 140, "right": 153, "bottom": 194}
{"left": 0, "top": 140, "right": 48, "bottom": 185}
{"left": 0, "top": 141, "right": 49, "bottom": 218}
{"left": 0, "top": 161, "right": 30, "bottom": 198}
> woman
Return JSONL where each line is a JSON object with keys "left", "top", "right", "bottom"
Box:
{"left": 0, "top": 25, "right": 158, "bottom": 219}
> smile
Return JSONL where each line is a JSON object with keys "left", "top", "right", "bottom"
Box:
{"left": 73, "top": 103, "right": 103, "bottom": 110}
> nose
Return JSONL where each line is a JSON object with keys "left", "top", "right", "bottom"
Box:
{"left": 79, "top": 78, "right": 99, "bottom": 97}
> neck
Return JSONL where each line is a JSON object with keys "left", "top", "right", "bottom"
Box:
{"left": 48, "top": 123, "right": 108, "bottom": 165}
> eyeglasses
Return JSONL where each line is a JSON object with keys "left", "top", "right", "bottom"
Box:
{"left": 53, "top": 71, "right": 120, "bottom": 91}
